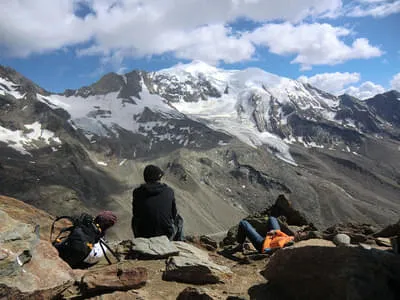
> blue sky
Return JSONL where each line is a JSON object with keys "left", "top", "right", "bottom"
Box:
{"left": 0, "top": 0, "right": 399, "bottom": 99}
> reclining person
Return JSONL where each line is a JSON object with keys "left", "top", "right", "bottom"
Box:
{"left": 235, "top": 216, "right": 294, "bottom": 253}
{"left": 132, "top": 165, "right": 184, "bottom": 241}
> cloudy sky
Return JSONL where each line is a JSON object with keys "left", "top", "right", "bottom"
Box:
{"left": 0, "top": 0, "right": 399, "bottom": 98}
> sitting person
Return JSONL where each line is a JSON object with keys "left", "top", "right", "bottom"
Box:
{"left": 132, "top": 164, "right": 184, "bottom": 241}
{"left": 235, "top": 216, "right": 294, "bottom": 253}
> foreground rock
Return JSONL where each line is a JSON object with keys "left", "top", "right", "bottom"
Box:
{"left": 0, "top": 209, "right": 76, "bottom": 299}
{"left": 163, "top": 242, "right": 233, "bottom": 284}
{"left": 79, "top": 261, "right": 147, "bottom": 297}
{"left": 261, "top": 246, "right": 400, "bottom": 300}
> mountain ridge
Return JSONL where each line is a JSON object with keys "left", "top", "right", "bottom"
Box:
{"left": 1, "top": 61, "right": 400, "bottom": 238}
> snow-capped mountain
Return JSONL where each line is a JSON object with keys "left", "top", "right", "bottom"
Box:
{"left": 3, "top": 60, "right": 394, "bottom": 165}
{"left": 1, "top": 62, "right": 400, "bottom": 236}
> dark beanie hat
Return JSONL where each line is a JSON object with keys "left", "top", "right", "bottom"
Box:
{"left": 94, "top": 211, "right": 117, "bottom": 232}
{"left": 143, "top": 165, "right": 164, "bottom": 183}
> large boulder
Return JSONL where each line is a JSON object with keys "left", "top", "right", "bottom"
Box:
{"left": 0, "top": 195, "right": 64, "bottom": 240}
{"left": 261, "top": 246, "right": 400, "bottom": 300}
{"left": 263, "top": 194, "right": 310, "bottom": 226}
{"left": 0, "top": 209, "right": 76, "bottom": 299}
{"left": 163, "top": 242, "right": 233, "bottom": 284}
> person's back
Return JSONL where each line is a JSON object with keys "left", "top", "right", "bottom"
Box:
{"left": 132, "top": 181, "right": 176, "bottom": 238}
{"left": 132, "top": 165, "right": 180, "bottom": 240}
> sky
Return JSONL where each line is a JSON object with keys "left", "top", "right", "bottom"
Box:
{"left": 0, "top": 0, "right": 399, "bottom": 99}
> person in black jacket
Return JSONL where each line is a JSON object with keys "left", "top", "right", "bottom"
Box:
{"left": 132, "top": 165, "right": 184, "bottom": 241}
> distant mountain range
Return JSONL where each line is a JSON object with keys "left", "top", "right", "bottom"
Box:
{"left": 1, "top": 61, "right": 399, "bottom": 238}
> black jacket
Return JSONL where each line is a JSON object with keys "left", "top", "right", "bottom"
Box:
{"left": 131, "top": 182, "right": 177, "bottom": 239}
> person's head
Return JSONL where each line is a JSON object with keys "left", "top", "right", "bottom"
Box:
{"left": 94, "top": 211, "right": 117, "bottom": 233}
{"left": 143, "top": 165, "right": 164, "bottom": 183}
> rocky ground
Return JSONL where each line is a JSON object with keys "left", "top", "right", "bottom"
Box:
{"left": 1, "top": 195, "right": 400, "bottom": 300}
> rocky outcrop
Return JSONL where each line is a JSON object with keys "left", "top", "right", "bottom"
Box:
{"left": 323, "top": 222, "right": 378, "bottom": 244}
{"left": 263, "top": 194, "right": 310, "bottom": 226}
{"left": 0, "top": 195, "right": 63, "bottom": 240}
{"left": 261, "top": 246, "right": 400, "bottom": 300}
{"left": 0, "top": 208, "right": 76, "bottom": 299}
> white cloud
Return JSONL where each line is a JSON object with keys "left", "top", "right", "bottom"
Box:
{"left": 346, "top": 0, "right": 400, "bottom": 18}
{"left": 391, "top": 73, "right": 400, "bottom": 91}
{"left": 298, "top": 72, "right": 361, "bottom": 94}
{"left": 0, "top": 0, "right": 94, "bottom": 57}
{"left": 298, "top": 71, "right": 392, "bottom": 99}
{"left": 343, "top": 81, "right": 386, "bottom": 99}
{"left": 0, "top": 0, "right": 354, "bottom": 68}
{"left": 0, "top": 0, "right": 389, "bottom": 72}
{"left": 247, "top": 23, "right": 383, "bottom": 70}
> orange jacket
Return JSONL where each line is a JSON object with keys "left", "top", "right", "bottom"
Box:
{"left": 262, "top": 230, "right": 294, "bottom": 253}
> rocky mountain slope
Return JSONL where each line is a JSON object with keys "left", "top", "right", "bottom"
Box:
{"left": 0, "top": 62, "right": 399, "bottom": 239}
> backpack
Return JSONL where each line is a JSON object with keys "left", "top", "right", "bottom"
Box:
{"left": 50, "top": 213, "right": 118, "bottom": 268}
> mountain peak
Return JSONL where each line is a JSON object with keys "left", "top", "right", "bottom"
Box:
{"left": 160, "top": 60, "right": 221, "bottom": 77}
{"left": 0, "top": 65, "right": 48, "bottom": 96}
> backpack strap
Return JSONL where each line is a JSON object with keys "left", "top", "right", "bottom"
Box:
{"left": 99, "top": 239, "right": 120, "bottom": 265}
{"left": 50, "top": 216, "right": 76, "bottom": 242}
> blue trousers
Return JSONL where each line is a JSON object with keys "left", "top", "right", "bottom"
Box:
{"left": 237, "top": 217, "right": 280, "bottom": 252}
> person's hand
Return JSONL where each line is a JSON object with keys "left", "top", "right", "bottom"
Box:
{"left": 267, "top": 230, "right": 278, "bottom": 236}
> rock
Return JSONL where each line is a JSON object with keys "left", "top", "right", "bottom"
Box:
{"left": 359, "top": 243, "right": 372, "bottom": 250}
{"left": 261, "top": 246, "right": 400, "bottom": 300}
{"left": 80, "top": 261, "right": 147, "bottom": 296}
{"left": 200, "top": 235, "right": 218, "bottom": 251}
{"left": 374, "top": 219, "right": 400, "bottom": 238}
{"left": 293, "top": 239, "right": 335, "bottom": 248}
{"left": 163, "top": 242, "right": 233, "bottom": 284}
{"left": 0, "top": 195, "right": 68, "bottom": 240}
{"left": 0, "top": 209, "right": 38, "bottom": 277}
{"left": 333, "top": 234, "right": 351, "bottom": 246}
{"left": 176, "top": 287, "right": 215, "bottom": 300}
{"left": 264, "top": 194, "right": 310, "bottom": 226}
{"left": 376, "top": 237, "right": 392, "bottom": 247}
{"left": 130, "top": 236, "right": 179, "bottom": 259}
{"left": 185, "top": 235, "right": 219, "bottom": 251}
{"left": 88, "top": 290, "right": 147, "bottom": 300}
{"left": 324, "top": 223, "right": 377, "bottom": 244}
{"left": 0, "top": 239, "right": 76, "bottom": 299}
